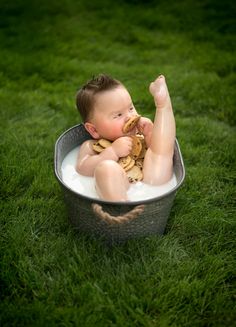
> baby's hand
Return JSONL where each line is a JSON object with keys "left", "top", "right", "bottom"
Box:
{"left": 137, "top": 117, "right": 153, "bottom": 138}
{"left": 111, "top": 136, "right": 133, "bottom": 158}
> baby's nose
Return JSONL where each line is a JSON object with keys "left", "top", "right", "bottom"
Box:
{"left": 126, "top": 112, "right": 134, "bottom": 121}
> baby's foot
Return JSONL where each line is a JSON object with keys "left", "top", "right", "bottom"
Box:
{"left": 149, "top": 75, "right": 171, "bottom": 109}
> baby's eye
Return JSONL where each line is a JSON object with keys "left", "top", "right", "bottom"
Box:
{"left": 113, "top": 113, "right": 122, "bottom": 119}
{"left": 129, "top": 107, "right": 134, "bottom": 111}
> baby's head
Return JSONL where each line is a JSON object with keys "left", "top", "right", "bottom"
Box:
{"left": 76, "top": 74, "right": 138, "bottom": 140}
{"left": 76, "top": 74, "right": 123, "bottom": 122}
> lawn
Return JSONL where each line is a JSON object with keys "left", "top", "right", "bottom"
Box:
{"left": 0, "top": 0, "right": 235, "bottom": 326}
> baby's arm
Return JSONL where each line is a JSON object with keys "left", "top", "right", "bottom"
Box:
{"left": 76, "top": 140, "right": 118, "bottom": 176}
{"left": 137, "top": 117, "right": 153, "bottom": 147}
{"left": 76, "top": 137, "right": 133, "bottom": 176}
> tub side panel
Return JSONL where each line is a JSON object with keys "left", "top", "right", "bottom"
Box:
{"left": 63, "top": 188, "right": 176, "bottom": 244}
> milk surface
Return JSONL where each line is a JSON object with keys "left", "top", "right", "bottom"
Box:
{"left": 61, "top": 146, "right": 177, "bottom": 202}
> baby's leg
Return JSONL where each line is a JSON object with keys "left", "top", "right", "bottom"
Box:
{"left": 94, "top": 160, "right": 129, "bottom": 201}
{"left": 143, "top": 75, "right": 176, "bottom": 185}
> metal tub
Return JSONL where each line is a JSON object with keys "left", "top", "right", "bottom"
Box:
{"left": 54, "top": 124, "right": 185, "bottom": 244}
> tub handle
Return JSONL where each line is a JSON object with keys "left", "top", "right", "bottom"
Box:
{"left": 92, "top": 203, "right": 145, "bottom": 225}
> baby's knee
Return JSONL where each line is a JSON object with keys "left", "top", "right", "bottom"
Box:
{"left": 94, "top": 160, "right": 129, "bottom": 201}
{"left": 94, "top": 160, "right": 123, "bottom": 179}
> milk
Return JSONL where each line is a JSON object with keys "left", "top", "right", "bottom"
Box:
{"left": 61, "top": 146, "right": 177, "bottom": 202}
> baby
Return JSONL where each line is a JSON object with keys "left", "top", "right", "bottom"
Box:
{"left": 75, "top": 74, "right": 176, "bottom": 201}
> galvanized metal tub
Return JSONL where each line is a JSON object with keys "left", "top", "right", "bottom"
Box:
{"left": 54, "top": 124, "right": 185, "bottom": 244}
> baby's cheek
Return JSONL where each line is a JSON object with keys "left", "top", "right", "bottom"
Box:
{"left": 108, "top": 123, "right": 123, "bottom": 138}
{"left": 96, "top": 120, "right": 119, "bottom": 140}
{"left": 115, "top": 122, "right": 125, "bottom": 134}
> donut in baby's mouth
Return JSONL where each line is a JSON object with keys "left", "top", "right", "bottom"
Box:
{"left": 122, "top": 115, "right": 141, "bottom": 133}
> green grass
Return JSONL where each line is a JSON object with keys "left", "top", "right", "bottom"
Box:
{"left": 0, "top": 0, "right": 235, "bottom": 326}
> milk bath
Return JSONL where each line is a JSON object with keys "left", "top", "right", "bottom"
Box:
{"left": 61, "top": 146, "right": 177, "bottom": 202}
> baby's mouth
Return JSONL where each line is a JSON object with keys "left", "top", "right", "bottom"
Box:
{"left": 126, "top": 127, "right": 138, "bottom": 136}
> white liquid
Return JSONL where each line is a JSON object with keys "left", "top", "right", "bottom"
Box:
{"left": 61, "top": 146, "right": 177, "bottom": 202}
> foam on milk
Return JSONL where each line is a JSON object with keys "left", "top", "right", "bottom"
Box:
{"left": 61, "top": 146, "right": 177, "bottom": 202}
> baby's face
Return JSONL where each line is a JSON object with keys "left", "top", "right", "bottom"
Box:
{"left": 90, "top": 86, "right": 138, "bottom": 141}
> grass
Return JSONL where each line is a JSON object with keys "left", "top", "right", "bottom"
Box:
{"left": 0, "top": 0, "right": 235, "bottom": 326}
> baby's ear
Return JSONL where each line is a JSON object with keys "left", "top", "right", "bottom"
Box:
{"left": 84, "top": 122, "right": 100, "bottom": 139}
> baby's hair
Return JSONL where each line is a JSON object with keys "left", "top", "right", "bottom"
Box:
{"left": 76, "top": 74, "right": 122, "bottom": 122}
